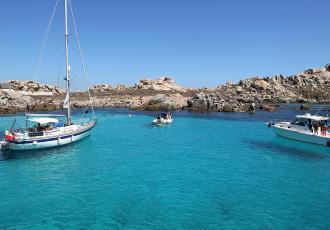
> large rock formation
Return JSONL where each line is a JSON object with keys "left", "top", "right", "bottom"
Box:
{"left": 2, "top": 63, "right": 330, "bottom": 114}
{"left": 133, "top": 76, "right": 187, "bottom": 92}
{"left": 9, "top": 80, "right": 63, "bottom": 94}
{"left": 0, "top": 90, "right": 33, "bottom": 111}
{"left": 115, "top": 84, "right": 126, "bottom": 91}
{"left": 186, "top": 92, "right": 249, "bottom": 112}
{"left": 135, "top": 93, "right": 187, "bottom": 111}
{"left": 186, "top": 63, "right": 330, "bottom": 112}
{"left": 90, "top": 84, "right": 112, "bottom": 92}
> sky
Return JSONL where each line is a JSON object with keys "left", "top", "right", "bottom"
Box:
{"left": 0, "top": 0, "right": 330, "bottom": 89}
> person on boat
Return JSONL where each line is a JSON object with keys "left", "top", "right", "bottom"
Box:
{"left": 321, "top": 125, "right": 327, "bottom": 136}
{"left": 312, "top": 123, "right": 317, "bottom": 135}
{"left": 318, "top": 123, "right": 322, "bottom": 135}
{"left": 156, "top": 114, "right": 162, "bottom": 124}
{"left": 308, "top": 119, "right": 313, "bottom": 132}
{"left": 45, "top": 124, "right": 54, "bottom": 131}
{"left": 314, "top": 122, "right": 322, "bottom": 135}
{"left": 37, "top": 123, "right": 43, "bottom": 132}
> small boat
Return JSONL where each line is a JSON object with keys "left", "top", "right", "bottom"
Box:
{"left": 1, "top": 113, "right": 96, "bottom": 151}
{"left": 153, "top": 112, "right": 173, "bottom": 125}
{"left": 0, "top": 0, "right": 96, "bottom": 151}
{"left": 267, "top": 113, "right": 330, "bottom": 146}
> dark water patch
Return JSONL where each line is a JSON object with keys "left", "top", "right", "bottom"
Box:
{"left": 95, "top": 104, "right": 330, "bottom": 123}
{"left": 246, "top": 139, "right": 327, "bottom": 161}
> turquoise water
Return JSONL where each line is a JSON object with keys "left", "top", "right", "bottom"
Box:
{"left": 1, "top": 107, "right": 330, "bottom": 229}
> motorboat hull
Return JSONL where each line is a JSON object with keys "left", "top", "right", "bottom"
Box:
{"left": 4, "top": 123, "right": 96, "bottom": 151}
{"left": 271, "top": 125, "right": 330, "bottom": 146}
{"left": 152, "top": 118, "right": 173, "bottom": 125}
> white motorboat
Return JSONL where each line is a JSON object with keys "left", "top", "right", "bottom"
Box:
{"left": 153, "top": 113, "right": 173, "bottom": 125}
{"left": 268, "top": 113, "right": 330, "bottom": 146}
{"left": 1, "top": 0, "right": 96, "bottom": 151}
{"left": 152, "top": 118, "right": 173, "bottom": 125}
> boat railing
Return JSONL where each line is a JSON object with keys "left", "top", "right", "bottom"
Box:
{"left": 14, "top": 127, "right": 61, "bottom": 137}
{"left": 268, "top": 119, "right": 289, "bottom": 123}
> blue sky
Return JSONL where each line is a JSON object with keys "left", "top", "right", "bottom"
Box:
{"left": 0, "top": 0, "right": 329, "bottom": 89}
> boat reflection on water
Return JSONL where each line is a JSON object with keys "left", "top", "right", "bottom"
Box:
{"left": 247, "top": 137, "right": 328, "bottom": 161}
{"left": 0, "top": 138, "right": 86, "bottom": 161}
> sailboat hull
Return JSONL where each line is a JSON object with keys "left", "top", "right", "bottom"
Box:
{"left": 6, "top": 123, "right": 96, "bottom": 151}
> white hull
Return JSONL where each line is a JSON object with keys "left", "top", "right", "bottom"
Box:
{"left": 153, "top": 118, "right": 173, "bottom": 124}
{"left": 271, "top": 126, "right": 330, "bottom": 146}
{"left": 5, "top": 122, "right": 96, "bottom": 151}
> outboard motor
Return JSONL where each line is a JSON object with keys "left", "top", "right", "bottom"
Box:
{"left": 267, "top": 122, "right": 274, "bottom": 128}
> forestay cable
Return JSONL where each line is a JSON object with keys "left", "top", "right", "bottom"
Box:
{"left": 68, "top": 0, "right": 96, "bottom": 119}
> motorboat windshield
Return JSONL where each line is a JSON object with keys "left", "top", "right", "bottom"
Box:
{"left": 290, "top": 118, "right": 308, "bottom": 127}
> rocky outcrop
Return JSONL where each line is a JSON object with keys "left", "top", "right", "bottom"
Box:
{"left": 115, "top": 84, "right": 126, "bottom": 91}
{"left": 211, "top": 63, "right": 330, "bottom": 107}
{"left": 300, "top": 104, "right": 311, "bottom": 110}
{"left": 135, "top": 94, "right": 187, "bottom": 111}
{"left": 258, "top": 104, "right": 278, "bottom": 112}
{"left": 0, "top": 90, "right": 33, "bottom": 112}
{"left": 185, "top": 63, "right": 330, "bottom": 112}
{"left": 186, "top": 92, "right": 250, "bottom": 112}
{"left": 2, "top": 63, "right": 330, "bottom": 114}
{"left": 90, "top": 84, "right": 112, "bottom": 92}
{"left": 133, "top": 76, "right": 187, "bottom": 92}
{"left": 0, "top": 89, "right": 62, "bottom": 114}
{"left": 9, "top": 80, "right": 63, "bottom": 94}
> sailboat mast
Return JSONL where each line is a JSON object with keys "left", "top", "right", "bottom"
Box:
{"left": 64, "top": 0, "right": 71, "bottom": 125}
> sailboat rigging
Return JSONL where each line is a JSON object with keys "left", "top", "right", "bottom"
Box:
{"left": 0, "top": 0, "right": 97, "bottom": 151}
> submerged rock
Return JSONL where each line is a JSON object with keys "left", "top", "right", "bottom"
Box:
{"left": 300, "top": 104, "right": 311, "bottom": 110}
{"left": 259, "top": 104, "right": 278, "bottom": 112}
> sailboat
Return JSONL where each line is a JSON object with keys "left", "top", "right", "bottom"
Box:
{"left": 0, "top": 0, "right": 96, "bottom": 151}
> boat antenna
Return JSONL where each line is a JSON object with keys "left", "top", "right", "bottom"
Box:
{"left": 64, "top": 0, "right": 72, "bottom": 125}
{"left": 69, "top": 0, "right": 96, "bottom": 119}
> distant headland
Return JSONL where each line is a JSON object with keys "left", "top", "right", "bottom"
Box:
{"left": 1, "top": 63, "right": 330, "bottom": 115}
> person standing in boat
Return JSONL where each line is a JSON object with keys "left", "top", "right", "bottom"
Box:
{"left": 156, "top": 114, "right": 162, "bottom": 124}
{"left": 312, "top": 123, "right": 318, "bottom": 135}
{"left": 308, "top": 119, "right": 313, "bottom": 133}
{"left": 321, "top": 124, "right": 327, "bottom": 136}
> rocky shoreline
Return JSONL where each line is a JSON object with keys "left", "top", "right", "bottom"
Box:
{"left": 2, "top": 64, "right": 330, "bottom": 115}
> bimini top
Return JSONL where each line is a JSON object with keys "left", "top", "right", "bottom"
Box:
{"left": 27, "top": 117, "right": 59, "bottom": 124}
{"left": 25, "top": 113, "right": 65, "bottom": 117}
{"left": 296, "top": 113, "right": 329, "bottom": 121}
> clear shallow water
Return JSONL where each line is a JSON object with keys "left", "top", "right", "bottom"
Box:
{"left": 0, "top": 106, "right": 330, "bottom": 229}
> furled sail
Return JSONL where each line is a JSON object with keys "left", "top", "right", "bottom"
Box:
{"left": 63, "top": 93, "right": 69, "bottom": 109}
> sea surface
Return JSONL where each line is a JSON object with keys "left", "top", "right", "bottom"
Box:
{"left": 1, "top": 105, "right": 330, "bottom": 229}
